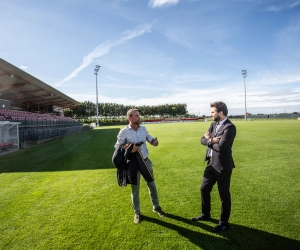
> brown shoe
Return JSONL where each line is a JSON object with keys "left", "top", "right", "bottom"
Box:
{"left": 134, "top": 213, "right": 142, "bottom": 224}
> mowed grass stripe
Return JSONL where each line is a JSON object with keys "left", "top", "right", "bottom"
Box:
{"left": 0, "top": 120, "right": 299, "bottom": 249}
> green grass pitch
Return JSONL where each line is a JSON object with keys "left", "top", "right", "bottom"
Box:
{"left": 0, "top": 120, "right": 299, "bottom": 249}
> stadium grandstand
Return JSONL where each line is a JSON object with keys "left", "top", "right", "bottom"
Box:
{"left": 0, "top": 58, "right": 82, "bottom": 152}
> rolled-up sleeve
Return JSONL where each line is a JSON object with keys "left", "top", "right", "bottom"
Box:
{"left": 115, "top": 129, "right": 126, "bottom": 148}
{"left": 146, "top": 133, "right": 154, "bottom": 144}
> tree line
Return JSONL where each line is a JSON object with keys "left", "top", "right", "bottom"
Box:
{"left": 64, "top": 101, "right": 189, "bottom": 122}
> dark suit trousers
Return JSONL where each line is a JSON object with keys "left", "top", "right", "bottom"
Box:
{"left": 200, "top": 164, "right": 232, "bottom": 226}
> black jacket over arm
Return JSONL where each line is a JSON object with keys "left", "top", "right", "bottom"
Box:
{"left": 112, "top": 144, "right": 154, "bottom": 187}
{"left": 201, "top": 119, "right": 236, "bottom": 171}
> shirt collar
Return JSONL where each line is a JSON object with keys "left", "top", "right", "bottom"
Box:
{"left": 128, "top": 124, "right": 140, "bottom": 130}
{"left": 218, "top": 117, "right": 227, "bottom": 126}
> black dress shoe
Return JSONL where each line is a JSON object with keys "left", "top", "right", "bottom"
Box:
{"left": 211, "top": 225, "right": 229, "bottom": 232}
{"left": 191, "top": 215, "right": 211, "bottom": 221}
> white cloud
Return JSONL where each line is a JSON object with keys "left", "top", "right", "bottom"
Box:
{"left": 19, "top": 65, "right": 28, "bottom": 69}
{"left": 266, "top": 0, "right": 300, "bottom": 12}
{"left": 54, "top": 24, "right": 152, "bottom": 86}
{"left": 68, "top": 86, "right": 242, "bottom": 115}
{"left": 251, "top": 75, "right": 300, "bottom": 86}
{"left": 149, "top": 0, "right": 179, "bottom": 8}
{"left": 67, "top": 70, "right": 300, "bottom": 115}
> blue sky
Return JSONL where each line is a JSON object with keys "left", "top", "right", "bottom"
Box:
{"left": 1, "top": 0, "right": 300, "bottom": 115}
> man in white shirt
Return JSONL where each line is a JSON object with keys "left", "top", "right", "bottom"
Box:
{"left": 115, "top": 109, "right": 166, "bottom": 224}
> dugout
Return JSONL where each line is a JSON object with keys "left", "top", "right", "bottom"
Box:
{"left": 0, "top": 121, "right": 21, "bottom": 153}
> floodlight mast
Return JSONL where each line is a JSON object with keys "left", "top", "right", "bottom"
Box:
{"left": 242, "top": 69, "right": 247, "bottom": 121}
{"left": 94, "top": 65, "right": 101, "bottom": 127}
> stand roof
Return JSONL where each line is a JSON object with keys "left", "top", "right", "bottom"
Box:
{"left": 0, "top": 58, "right": 79, "bottom": 109}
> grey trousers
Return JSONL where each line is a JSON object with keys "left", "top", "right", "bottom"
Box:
{"left": 131, "top": 158, "right": 160, "bottom": 214}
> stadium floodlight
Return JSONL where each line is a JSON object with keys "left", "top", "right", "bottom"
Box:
{"left": 242, "top": 69, "right": 247, "bottom": 121}
{"left": 94, "top": 65, "right": 101, "bottom": 127}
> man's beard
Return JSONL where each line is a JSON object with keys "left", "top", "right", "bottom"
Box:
{"left": 134, "top": 120, "right": 140, "bottom": 125}
{"left": 214, "top": 116, "right": 221, "bottom": 121}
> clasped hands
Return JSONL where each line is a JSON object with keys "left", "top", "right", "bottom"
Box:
{"left": 204, "top": 131, "right": 221, "bottom": 144}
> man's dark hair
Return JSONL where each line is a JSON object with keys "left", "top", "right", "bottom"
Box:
{"left": 210, "top": 101, "right": 228, "bottom": 116}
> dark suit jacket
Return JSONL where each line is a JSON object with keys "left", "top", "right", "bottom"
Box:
{"left": 201, "top": 119, "right": 236, "bottom": 171}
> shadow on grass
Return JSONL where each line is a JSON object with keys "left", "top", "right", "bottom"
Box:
{"left": 0, "top": 128, "right": 121, "bottom": 173}
{"left": 143, "top": 213, "right": 300, "bottom": 250}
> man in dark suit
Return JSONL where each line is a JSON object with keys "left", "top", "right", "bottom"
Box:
{"left": 192, "top": 101, "right": 236, "bottom": 233}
